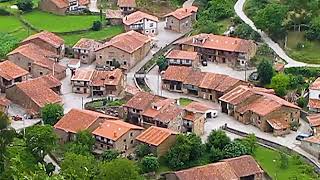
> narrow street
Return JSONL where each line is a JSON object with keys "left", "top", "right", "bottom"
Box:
{"left": 234, "top": 0, "right": 320, "bottom": 68}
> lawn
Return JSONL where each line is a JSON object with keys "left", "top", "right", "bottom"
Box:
{"left": 22, "top": 10, "right": 99, "bottom": 32}
{"left": 0, "top": 15, "right": 22, "bottom": 32}
{"left": 62, "top": 25, "right": 124, "bottom": 45}
{"left": 254, "top": 146, "right": 318, "bottom": 179}
{"left": 178, "top": 98, "right": 193, "bottom": 107}
{"left": 285, "top": 31, "right": 320, "bottom": 64}
{"left": 136, "top": 0, "right": 177, "bottom": 16}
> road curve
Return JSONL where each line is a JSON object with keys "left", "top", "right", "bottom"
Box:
{"left": 234, "top": 0, "right": 320, "bottom": 67}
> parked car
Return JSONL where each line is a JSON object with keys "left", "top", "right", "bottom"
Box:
{"left": 296, "top": 133, "right": 312, "bottom": 141}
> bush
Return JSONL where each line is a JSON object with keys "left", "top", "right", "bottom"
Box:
{"left": 223, "top": 141, "right": 248, "bottom": 158}
{"left": 17, "top": 0, "right": 33, "bottom": 12}
{"left": 92, "top": 20, "right": 102, "bottom": 31}
{"left": 297, "top": 97, "right": 307, "bottom": 108}
{"left": 156, "top": 55, "right": 168, "bottom": 72}
{"left": 209, "top": 147, "right": 224, "bottom": 162}
{"left": 0, "top": 8, "right": 10, "bottom": 15}
{"left": 101, "top": 149, "right": 120, "bottom": 162}
{"left": 140, "top": 155, "right": 159, "bottom": 173}
{"left": 41, "top": 103, "right": 64, "bottom": 125}
{"left": 278, "top": 152, "right": 289, "bottom": 169}
{"left": 135, "top": 144, "right": 152, "bottom": 158}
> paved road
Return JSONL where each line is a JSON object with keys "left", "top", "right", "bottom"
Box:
{"left": 89, "top": 0, "right": 99, "bottom": 13}
{"left": 183, "top": 0, "right": 195, "bottom": 7}
{"left": 234, "top": 0, "right": 320, "bottom": 68}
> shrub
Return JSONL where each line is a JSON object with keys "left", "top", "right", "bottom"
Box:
{"left": 297, "top": 97, "right": 307, "bottom": 108}
{"left": 101, "top": 149, "right": 120, "bottom": 162}
{"left": 92, "top": 20, "right": 102, "bottom": 31}
{"left": 223, "top": 141, "right": 248, "bottom": 158}
{"left": 140, "top": 155, "right": 159, "bottom": 173}
{"left": 17, "top": 0, "right": 33, "bottom": 12}
{"left": 135, "top": 144, "right": 152, "bottom": 158}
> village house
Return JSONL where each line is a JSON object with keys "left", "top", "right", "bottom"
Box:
{"left": 123, "top": 11, "right": 159, "bottom": 36}
{"left": 164, "top": 6, "right": 198, "bottom": 33}
{"left": 165, "top": 155, "right": 264, "bottom": 180}
{"left": 6, "top": 75, "right": 62, "bottom": 115}
{"left": 0, "top": 97, "right": 11, "bottom": 114}
{"left": 71, "top": 68, "right": 125, "bottom": 96}
{"left": 20, "top": 31, "right": 65, "bottom": 59}
{"left": 92, "top": 120, "right": 143, "bottom": 152}
{"left": 0, "top": 60, "right": 29, "bottom": 93}
{"left": 106, "top": 9, "right": 124, "bottom": 25}
{"left": 7, "top": 43, "right": 67, "bottom": 80}
{"left": 174, "top": 33, "right": 257, "bottom": 67}
{"left": 117, "top": 0, "right": 136, "bottom": 14}
{"left": 123, "top": 91, "right": 184, "bottom": 132}
{"left": 307, "top": 114, "right": 320, "bottom": 135}
{"left": 95, "top": 30, "right": 151, "bottom": 70}
{"left": 300, "top": 135, "right": 320, "bottom": 161}
{"left": 136, "top": 126, "right": 178, "bottom": 157}
{"left": 162, "top": 66, "right": 246, "bottom": 102}
{"left": 165, "top": 50, "right": 199, "bottom": 67}
{"left": 219, "top": 85, "right": 301, "bottom": 136}
{"left": 39, "top": 0, "right": 89, "bottom": 15}
{"left": 72, "top": 38, "right": 102, "bottom": 64}
{"left": 308, "top": 77, "right": 320, "bottom": 112}
{"left": 54, "top": 108, "right": 118, "bottom": 143}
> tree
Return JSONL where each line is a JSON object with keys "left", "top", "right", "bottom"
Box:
{"left": 61, "top": 153, "right": 97, "bottom": 180}
{"left": 223, "top": 141, "right": 248, "bottom": 158}
{"left": 101, "top": 149, "right": 120, "bottom": 162}
{"left": 17, "top": 0, "right": 33, "bottom": 12}
{"left": 257, "top": 59, "right": 273, "bottom": 85}
{"left": 95, "top": 159, "right": 142, "bottom": 180}
{"left": 234, "top": 23, "right": 261, "bottom": 41}
{"left": 25, "top": 125, "right": 57, "bottom": 161}
{"left": 0, "top": 33, "right": 19, "bottom": 59}
{"left": 270, "top": 73, "right": 290, "bottom": 97}
{"left": 135, "top": 144, "right": 152, "bottom": 158}
{"left": 156, "top": 55, "right": 168, "bottom": 72}
{"left": 65, "top": 130, "right": 95, "bottom": 155}
{"left": 306, "top": 16, "right": 320, "bottom": 40}
{"left": 140, "top": 155, "right": 159, "bottom": 173}
{"left": 209, "top": 147, "right": 224, "bottom": 162}
{"left": 239, "top": 134, "right": 257, "bottom": 155}
{"left": 254, "top": 3, "right": 288, "bottom": 39}
{"left": 206, "top": 129, "right": 231, "bottom": 150}
{"left": 41, "top": 103, "right": 64, "bottom": 125}
{"left": 297, "top": 97, "right": 308, "bottom": 108}
{"left": 278, "top": 152, "right": 289, "bottom": 169}
{"left": 92, "top": 20, "right": 102, "bottom": 31}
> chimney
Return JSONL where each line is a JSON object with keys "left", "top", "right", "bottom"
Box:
{"left": 185, "top": 8, "right": 187, "bottom": 12}
{"left": 235, "top": 40, "right": 238, "bottom": 44}
{"left": 125, "top": 16, "right": 128, "bottom": 20}
{"left": 113, "top": 131, "right": 117, "bottom": 137}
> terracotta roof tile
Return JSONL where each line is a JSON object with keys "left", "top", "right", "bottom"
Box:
{"left": 303, "top": 135, "right": 320, "bottom": 144}
{"left": 308, "top": 99, "right": 320, "bottom": 109}
{"left": 22, "top": 31, "right": 64, "bottom": 48}
{"left": 222, "top": 155, "right": 263, "bottom": 178}
{"left": 0, "top": 97, "right": 11, "bottom": 107}
{"left": 183, "top": 70, "right": 206, "bottom": 86}
{"left": 155, "top": 104, "right": 183, "bottom": 123}
{"left": 214, "top": 76, "right": 241, "bottom": 93}
{"left": 162, "top": 66, "right": 192, "bottom": 82}
{"left": 106, "top": 9, "right": 124, "bottom": 19}
{"left": 125, "top": 85, "right": 140, "bottom": 95}
{"left": 0, "top": 60, "right": 28, "bottom": 80}
{"left": 310, "top": 77, "right": 320, "bottom": 90}
{"left": 117, "top": 0, "right": 136, "bottom": 7}
{"left": 96, "top": 30, "right": 151, "bottom": 54}
{"left": 176, "top": 33, "right": 255, "bottom": 53}
{"left": 142, "top": 98, "right": 175, "bottom": 118}
{"left": 92, "top": 120, "right": 143, "bottom": 141}
{"left": 49, "top": 0, "right": 69, "bottom": 8}
{"left": 91, "top": 69, "right": 123, "bottom": 86}
{"left": 79, "top": 0, "right": 89, "bottom": 5}
{"left": 123, "top": 11, "right": 158, "bottom": 25}
{"left": 15, "top": 76, "right": 62, "bottom": 108}
{"left": 199, "top": 73, "right": 227, "bottom": 90}
{"left": 136, "top": 126, "right": 177, "bottom": 146}
{"left": 267, "top": 118, "right": 290, "bottom": 130}
{"left": 71, "top": 69, "right": 95, "bottom": 81}
{"left": 72, "top": 38, "right": 102, "bottom": 50}
{"left": 185, "top": 101, "right": 217, "bottom": 113}
{"left": 124, "top": 91, "right": 159, "bottom": 110}
{"left": 165, "top": 50, "right": 198, "bottom": 60}
{"left": 164, "top": 6, "right": 198, "bottom": 20}
{"left": 307, "top": 114, "right": 320, "bottom": 127}
{"left": 54, "top": 108, "right": 118, "bottom": 133}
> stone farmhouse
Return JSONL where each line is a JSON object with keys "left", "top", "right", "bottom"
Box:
{"left": 162, "top": 66, "right": 247, "bottom": 102}
{"left": 95, "top": 30, "right": 151, "bottom": 70}
{"left": 123, "top": 11, "right": 159, "bottom": 36}
{"left": 219, "top": 85, "right": 301, "bottom": 136}
{"left": 164, "top": 6, "right": 198, "bottom": 33}
{"left": 174, "top": 33, "right": 257, "bottom": 67}
{"left": 117, "top": 0, "right": 136, "bottom": 14}
{"left": 6, "top": 75, "right": 62, "bottom": 115}
{"left": 308, "top": 77, "right": 320, "bottom": 112}
{"left": 0, "top": 60, "right": 29, "bottom": 93}
{"left": 71, "top": 68, "right": 125, "bottom": 96}
{"left": 165, "top": 155, "right": 264, "bottom": 180}
{"left": 20, "top": 31, "right": 65, "bottom": 59}
{"left": 39, "top": 0, "right": 89, "bottom": 15}
{"left": 165, "top": 50, "right": 199, "bottom": 67}
{"left": 72, "top": 38, "right": 103, "bottom": 64}
{"left": 136, "top": 126, "right": 178, "bottom": 157}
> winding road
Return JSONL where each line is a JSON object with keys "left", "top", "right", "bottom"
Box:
{"left": 234, "top": 0, "right": 320, "bottom": 67}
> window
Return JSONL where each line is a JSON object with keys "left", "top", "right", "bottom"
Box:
{"left": 123, "top": 139, "right": 126, "bottom": 142}
{"left": 130, "top": 132, "right": 133, "bottom": 137}
{"left": 130, "top": 140, "right": 134, "bottom": 144}
{"left": 124, "top": 61, "right": 127, "bottom": 65}
{"left": 146, "top": 30, "right": 149, "bottom": 33}
{"left": 77, "top": 88, "right": 80, "bottom": 91}
{"left": 152, "top": 30, "right": 155, "bottom": 33}
{"left": 150, "top": 23, "right": 153, "bottom": 27}
{"left": 39, "top": 72, "right": 43, "bottom": 75}
{"left": 82, "top": 56, "right": 85, "bottom": 59}
{"left": 99, "top": 55, "right": 102, "bottom": 59}
{"left": 100, "top": 144, "right": 103, "bottom": 148}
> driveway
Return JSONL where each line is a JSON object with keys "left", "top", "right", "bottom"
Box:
{"left": 234, "top": 0, "right": 320, "bottom": 68}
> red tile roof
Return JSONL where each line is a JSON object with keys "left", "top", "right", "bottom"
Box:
{"left": 183, "top": 70, "right": 206, "bottom": 87}
{"left": 142, "top": 98, "right": 175, "bottom": 118}
{"left": 307, "top": 114, "right": 320, "bottom": 127}
{"left": 54, "top": 108, "right": 118, "bottom": 133}
{"left": 136, "top": 126, "right": 177, "bottom": 146}
{"left": 91, "top": 69, "right": 123, "bottom": 86}
{"left": 0, "top": 60, "right": 28, "bottom": 81}
{"left": 164, "top": 6, "right": 198, "bottom": 20}
{"left": 106, "top": 9, "right": 124, "bottom": 19}
{"left": 117, "top": 0, "right": 136, "bottom": 7}
{"left": 124, "top": 91, "right": 165, "bottom": 111}
{"left": 162, "top": 66, "right": 192, "bottom": 82}
{"left": 308, "top": 99, "right": 320, "bottom": 110}
{"left": 155, "top": 104, "right": 183, "bottom": 123}
{"left": 176, "top": 33, "right": 255, "bottom": 53}
{"left": 266, "top": 118, "right": 290, "bottom": 130}
{"left": 8, "top": 43, "right": 66, "bottom": 73}
{"left": 79, "top": 0, "right": 89, "bottom": 5}
{"left": 310, "top": 77, "right": 320, "bottom": 90}
{"left": 303, "top": 135, "right": 320, "bottom": 144}
{"left": 22, "top": 31, "right": 64, "bottom": 48}
{"left": 71, "top": 69, "right": 95, "bottom": 81}
{"left": 92, "top": 120, "right": 143, "bottom": 141}
{"left": 185, "top": 101, "right": 217, "bottom": 113}
{"left": 123, "top": 11, "right": 159, "bottom": 25}
{"left": 49, "top": 0, "right": 68, "bottom": 8}
{"left": 72, "top": 38, "right": 102, "bottom": 50}
{"left": 15, "top": 76, "right": 62, "bottom": 108}
{"left": 165, "top": 50, "right": 198, "bottom": 60}
{"left": 125, "top": 85, "right": 140, "bottom": 95}
{"left": 96, "top": 30, "right": 151, "bottom": 54}
{"left": 0, "top": 97, "right": 11, "bottom": 107}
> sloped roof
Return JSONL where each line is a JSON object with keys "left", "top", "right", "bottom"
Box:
{"left": 124, "top": 91, "right": 165, "bottom": 111}
{"left": 91, "top": 69, "right": 123, "bottom": 86}
{"left": 136, "top": 126, "right": 177, "bottom": 146}
{"left": 71, "top": 69, "right": 95, "bottom": 81}
{"left": 117, "top": 0, "right": 136, "bottom": 7}
{"left": 164, "top": 6, "right": 198, "bottom": 20}
{"left": 72, "top": 38, "right": 102, "bottom": 50}
{"left": 123, "top": 11, "right": 158, "bottom": 25}
{"left": 0, "top": 60, "right": 28, "bottom": 81}
{"left": 22, "top": 31, "right": 64, "bottom": 48}
{"left": 310, "top": 77, "right": 320, "bottom": 90}
{"left": 0, "top": 97, "right": 11, "bottom": 107}
{"left": 165, "top": 50, "right": 198, "bottom": 60}
{"left": 307, "top": 114, "right": 320, "bottom": 127}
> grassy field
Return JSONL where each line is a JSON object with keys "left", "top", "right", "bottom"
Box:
{"left": 0, "top": 15, "right": 35, "bottom": 40}
{"left": 178, "top": 98, "right": 193, "bottom": 107}
{"left": 22, "top": 10, "right": 99, "bottom": 32}
{"left": 136, "top": 0, "right": 177, "bottom": 16}
{"left": 254, "top": 146, "right": 318, "bottom": 179}
{"left": 62, "top": 25, "right": 124, "bottom": 45}
{"left": 286, "top": 31, "right": 320, "bottom": 64}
